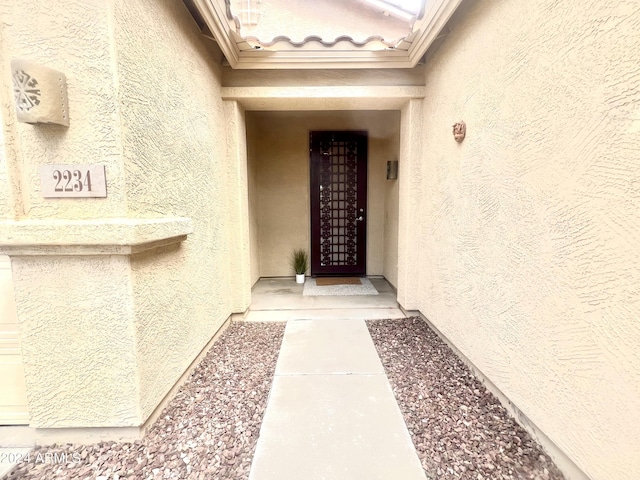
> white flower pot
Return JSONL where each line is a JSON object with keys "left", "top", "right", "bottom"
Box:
{"left": 296, "top": 274, "right": 305, "bottom": 284}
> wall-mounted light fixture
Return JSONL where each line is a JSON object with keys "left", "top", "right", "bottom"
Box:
{"left": 11, "top": 58, "right": 69, "bottom": 126}
{"left": 386, "top": 160, "right": 398, "bottom": 180}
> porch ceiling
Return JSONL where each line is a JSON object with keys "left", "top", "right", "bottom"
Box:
{"left": 186, "top": 0, "right": 463, "bottom": 69}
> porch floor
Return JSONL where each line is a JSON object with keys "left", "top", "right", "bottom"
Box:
{"left": 245, "top": 276, "right": 405, "bottom": 321}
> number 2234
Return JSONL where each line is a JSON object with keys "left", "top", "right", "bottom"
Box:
{"left": 52, "top": 169, "right": 92, "bottom": 193}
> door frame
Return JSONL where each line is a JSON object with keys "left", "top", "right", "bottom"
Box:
{"left": 309, "top": 130, "right": 368, "bottom": 277}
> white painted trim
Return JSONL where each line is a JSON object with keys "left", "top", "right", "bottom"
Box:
{"left": 221, "top": 86, "right": 425, "bottom": 110}
{"left": 193, "top": 0, "right": 240, "bottom": 65}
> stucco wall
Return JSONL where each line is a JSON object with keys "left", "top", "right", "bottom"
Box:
{"left": 247, "top": 114, "right": 261, "bottom": 285}
{"left": 247, "top": 110, "right": 400, "bottom": 278}
{"left": 411, "top": 0, "right": 640, "bottom": 478}
{"left": 113, "top": 0, "right": 247, "bottom": 421}
{"left": 383, "top": 139, "right": 400, "bottom": 288}
{"left": 0, "top": 65, "right": 16, "bottom": 219}
{"left": 0, "top": 0, "right": 246, "bottom": 428}
{"left": 11, "top": 255, "right": 139, "bottom": 427}
{"left": 0, "top": 0, "right": 126, "bottom": 221}
{"left": 0, "top": 0, "right": 132, "bottom": 427}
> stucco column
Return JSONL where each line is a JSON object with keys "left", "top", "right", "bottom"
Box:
{"left": 396, "top": 98, "right": 424, "bottom": 310}
{"left": 0, "top": 219, "right": 193, "bottom": 431}
{"left": 223, "top": 100, "right": 251, "bottom": 313}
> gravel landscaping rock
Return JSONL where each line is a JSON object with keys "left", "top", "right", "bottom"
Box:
{"left": 6, "top": 321, "right": 285, "bottom": 480}
{"left": 367, "top": 317, "right": 565, "bottom": 480}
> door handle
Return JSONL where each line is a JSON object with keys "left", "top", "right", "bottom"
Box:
{"left": 356, "top": 216, "right": 364, "bottom": 222}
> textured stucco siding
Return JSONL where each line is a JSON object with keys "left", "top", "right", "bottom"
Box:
{"left": 0, "top": 0, "right": 133, "bottom": 427}
{"left": 412, "top": 0, "right": 640, "bottom": 478}
{"left": 247, "top": 111, "right": 400, "bottom": 278}
{"left": 0, "top": 0, "right": 126, "bottom": 220}
{"left": 11, "top": 255, "right": 138, "bottom": 427}
{"left": 1, "top": 0, "right": 244, "bottom": 428}
{"left": 247, "top": 115, "right": 261, "bottom": 285}
{"left": 396, "top": 99, "right": 423, "bottom": 309}
{"left": 224, "top": 100, "right": 252, "bottom": 312}
{"left": 383, "top": 132, "right": 400, "bottom": 288}
{"left": 113, "top": 0, "right": 244, "bottom": 421}
{"left": 0, "top": 87, "right": 16, "bottom": 219}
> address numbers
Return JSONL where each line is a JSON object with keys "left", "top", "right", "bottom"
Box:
{"left": 40, "top": 164, "right": 107, "bottom": 198}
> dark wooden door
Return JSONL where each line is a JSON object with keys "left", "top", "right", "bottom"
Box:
{"left": 310, "top": 131, "right": 367, "bottom": 276}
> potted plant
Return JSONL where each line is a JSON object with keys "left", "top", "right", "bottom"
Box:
{"left": 291, "top": 248, "right": 308, "bottom": 284}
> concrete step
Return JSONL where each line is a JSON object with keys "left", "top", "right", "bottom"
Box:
{"left": 244, "top": 308, "right": 406, "bottom": 322}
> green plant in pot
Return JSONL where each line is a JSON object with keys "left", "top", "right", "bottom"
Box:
{"left": 291, "top": 248, "right": 308, "bottom": 284}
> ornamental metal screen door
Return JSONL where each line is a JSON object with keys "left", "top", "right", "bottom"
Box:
{"left": 310, "top": 131, "right": 367, "bottom": 276}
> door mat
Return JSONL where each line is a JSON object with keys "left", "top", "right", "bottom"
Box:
{"left": 303, "top": 278, "right": 378, "bottom": 296}
{"left": 315, "top": 277, "right": 362, "bottom": 286}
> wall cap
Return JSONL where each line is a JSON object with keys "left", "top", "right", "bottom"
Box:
{"left": 0, "top": 218, "right": 193, "bottom": 255}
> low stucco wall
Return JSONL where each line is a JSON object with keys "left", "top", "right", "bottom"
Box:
{"left": 407, "top": 0, "right": 640, "bottom": 478}
{"left": 247, "top": 110, "right": 400, "bottom": 278}
{"left": 11, "top": 255, "right": 139, "bottom": 427}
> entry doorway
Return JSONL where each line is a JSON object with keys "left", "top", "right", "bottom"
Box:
{"left": 309, "top": 131, "right": 368, "bottom": 276}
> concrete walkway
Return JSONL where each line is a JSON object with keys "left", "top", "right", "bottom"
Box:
{"left": 248, "top": 318, "right": 426, "bottom": 480}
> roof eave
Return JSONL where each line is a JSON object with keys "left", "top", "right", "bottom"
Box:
{"left": 191, "top": 0, "right": 463, "bottom": 69}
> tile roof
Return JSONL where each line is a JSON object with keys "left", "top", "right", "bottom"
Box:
{"left": 188, "top": 0, "right": 463, "bottom": 69}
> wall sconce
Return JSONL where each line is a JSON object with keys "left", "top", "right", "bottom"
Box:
{"left": 386, "top": 160, "right": 398, "bottom": 180}
{"left": 11, "top": 58, "right": 69, "bottom": 126}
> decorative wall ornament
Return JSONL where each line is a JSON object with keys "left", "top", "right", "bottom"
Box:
{"left": 453, "top": 120, "right": 466, "bottom": 142}
{"left": 11, "top": 59, "right": 69, "bottom": 126}
{"left": 13, "top": 70, "right": 41, "bottom": 111}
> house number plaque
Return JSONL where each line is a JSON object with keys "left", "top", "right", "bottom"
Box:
{"left": 39, "top": 164, "right": 107, "bottom": 198}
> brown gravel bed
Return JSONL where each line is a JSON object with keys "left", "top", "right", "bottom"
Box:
{"left": 7, "top": 321, "right": 285, "bottom": 480}
{"left": 367, "top": 317, "right": 564, "bottom": 480}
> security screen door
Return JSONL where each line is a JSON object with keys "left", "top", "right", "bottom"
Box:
{"left": 309, "top": 131, "right": 367, "bottom": 276}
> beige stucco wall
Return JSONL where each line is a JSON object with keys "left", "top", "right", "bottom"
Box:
{"left": 383, "top": 139, "right": 400, "bottom": 288}
{"left": 113, "top": 0, "right": 249, "bottom": 420}
{"left": 11, "top": 255, "right": 139, "bottom": 427}
{"left": 247, "top": 110, "right": 400, "bottom": 278}
{"left": 247, "top": 114, "right": 262, "bottom": 285}
{"left": 0, "top": 0, "right": 131, "bottom": 428}
{"left": 0, "top": 0, "right": 248, "bottom": 428}
{"left": 407, "top": 0, "right": 640, "bottom": 478}
{"left": 0, "top": 0, "right": 127, "bottom": 221}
